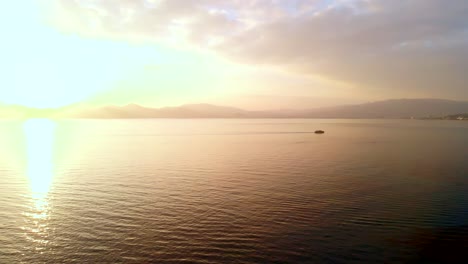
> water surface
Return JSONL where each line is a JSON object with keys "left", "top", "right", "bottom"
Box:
{"left": 0, "top": 119, "right": 467, "bottom": 263}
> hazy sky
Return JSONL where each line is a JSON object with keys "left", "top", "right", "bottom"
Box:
{"left": 0, "top": 0, "right": 467, "bottom": 109}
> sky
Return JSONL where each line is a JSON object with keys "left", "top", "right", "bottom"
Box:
{"left": 0, "top": 0, "right": 467, "bottom": 109}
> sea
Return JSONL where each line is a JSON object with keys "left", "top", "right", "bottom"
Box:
{"left": 0, "top": 119, "right": 467, "bottom": 263}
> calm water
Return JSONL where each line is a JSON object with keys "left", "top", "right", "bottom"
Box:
{"left": 0, "top": 119, "right": 467, "bottom": 263}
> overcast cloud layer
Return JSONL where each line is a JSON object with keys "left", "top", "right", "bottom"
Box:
{"left": 46, "top": 0, "right": 468, "bottom": 101}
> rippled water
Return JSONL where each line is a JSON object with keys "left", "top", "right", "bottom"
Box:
{"left": 0, "top": 119, "right": 467, "bottom": 263}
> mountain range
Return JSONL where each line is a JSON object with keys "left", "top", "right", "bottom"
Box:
{"left": 2, "top": 99, "right": 468, "bottom": 119}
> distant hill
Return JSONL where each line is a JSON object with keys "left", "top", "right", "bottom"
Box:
{"left": 60, "top": 103, "right": 249, "bottom": 118}
{"left": 3, "top": 99, "right": 468, "bottom": 119}
{"left": 426, "top": 113, "right": 468, "bottom": 120}
{"left": 294, "top": 99, "right": 468, "bottom": 119}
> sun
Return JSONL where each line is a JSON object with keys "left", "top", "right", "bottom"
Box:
{"left": 0, "top": 1, "right": 126, "bottom": 109}
{"left": 0, "top": 1, "right": 88, "bottom": 109}
{"left": 8, "top": 62, "right": 68, "bottom": 109}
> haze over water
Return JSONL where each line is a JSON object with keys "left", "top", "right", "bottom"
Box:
{"left": 0, "top": 119, "right": 467, "bottom": 263}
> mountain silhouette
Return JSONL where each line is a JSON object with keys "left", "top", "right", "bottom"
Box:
{"left": 2, "top": 99, "right": 468, "bottom": 119}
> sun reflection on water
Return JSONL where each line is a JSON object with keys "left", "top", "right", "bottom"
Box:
{"left": 24, "top": 119, "right": 56, "bottom": 194}
{"left": 22, "top": 119, "right": 57, "bottom": 251}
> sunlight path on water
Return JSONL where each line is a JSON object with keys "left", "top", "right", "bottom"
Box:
{"left": 22, "top": 119, "right": 56, "bottom": 253}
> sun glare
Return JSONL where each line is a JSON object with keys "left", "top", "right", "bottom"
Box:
{"left": 0, "top": 1, "right": 129, "bottom": 109}
{"left": 22, "top": 118, "right": 56, "bottom": 250}
{"left": 23, "top": 119, "right": 56, "bottom": 194}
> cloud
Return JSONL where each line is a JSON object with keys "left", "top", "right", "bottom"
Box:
{"left": 218, "top": 0, "right": 468, "bottom": 98}
{"left": 45, "top": 0, "right": 468, "bottom": 100}
{"left": 45, "top": 0, "right": 316, "bottom": 45}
